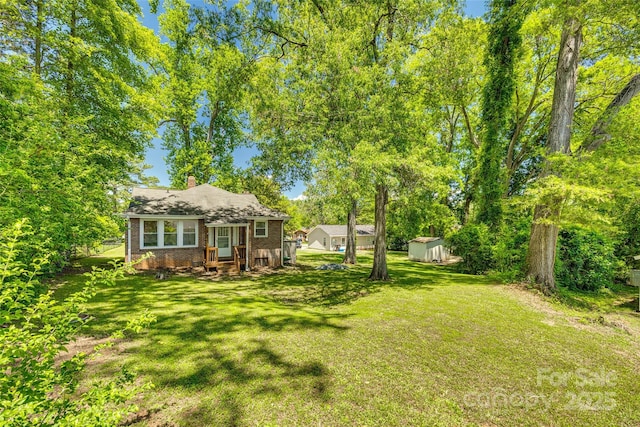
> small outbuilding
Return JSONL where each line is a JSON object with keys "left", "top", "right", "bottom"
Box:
{"left": 307, "top": 224, "right": 375, "bottom": 251}
{"left": 292, "top": 228, "right": 309, "bottom": 241}
{"left": 408, "top": 237, "right": 448, "bottom": 263}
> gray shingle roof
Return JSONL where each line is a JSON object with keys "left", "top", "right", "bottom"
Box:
{"left": 409, "top": 237, "right": 442, "bottom": 243}
{"left": 313, "top": 224, "right": 375, "bottom": 236}
{"left": 125, "top": 184, "right": 289, "bottom": 224}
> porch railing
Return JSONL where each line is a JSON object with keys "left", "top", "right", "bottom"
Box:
{"left": 205, "top": 246, "right": 218, "bottom": 271}
{"left": 205, "top": 245, "right": 246, "bottom": 272}
{"left": 234, "top": 245, "right": 246, "bottom": 271}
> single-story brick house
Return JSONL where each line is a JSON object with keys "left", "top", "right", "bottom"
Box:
{"left": 307, "top": 224, "right": 375, "bottom": 251}
{"left": 123, "top": 178, "right": 289, "bottom": 271}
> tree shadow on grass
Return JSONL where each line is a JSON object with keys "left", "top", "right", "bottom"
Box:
{"left": 252, "top": 254, "right": 496, "bottom": 308}
{"left": 61, "top": 251, "right": 498, "bottom": 426}
{"left": 75, "top": 270, "right": 346, "bottom": 426}
{"left": 161, "top": 338, "right": 329, "bottom": 426}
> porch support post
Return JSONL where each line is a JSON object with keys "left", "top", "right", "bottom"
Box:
{"left": 127, "top": 218, "right": 131, "bottom": 263}
{"left": 280, "top": 221, "right": 284, "bottom": 267}
{"left": 245, "top": 224, "right": 250, "bottom": 271}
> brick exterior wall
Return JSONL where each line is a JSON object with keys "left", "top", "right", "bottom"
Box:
{"left": 126, "top": 218, "right": 284, "bottom": 270}
{"left": 248, "top": 220, "right": 283, "bottom": 268}
{"left": 126, "top": 218, "right": 207, "bottom": 269}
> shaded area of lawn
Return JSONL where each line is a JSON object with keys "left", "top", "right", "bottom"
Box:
{"left": 54, "top": 248, "right": 640, "bottom": 426}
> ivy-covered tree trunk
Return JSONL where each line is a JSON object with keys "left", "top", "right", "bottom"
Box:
{"left": 526, "top": 16, "right": 582, "bottom": 290}
{"left": 66, "top": 5, "right": 77, "bottom": 103}
{"left": 34, "top": 0, "right": 44, "bottom": 76}
{"left": 369, "top": 184, "right": 389, "bottom": 281}
{"left": 343, "top": 198, "right": 357, "bottom": 265}
{"left": 474, "top": 0, "right": 527, "bottom": 230}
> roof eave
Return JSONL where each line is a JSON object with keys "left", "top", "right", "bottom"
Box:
{"left": 122, "top": 213, "right": 205, "bottom": 220}
{"left": 245, "top": 215, "right": 291, "bottom": 221}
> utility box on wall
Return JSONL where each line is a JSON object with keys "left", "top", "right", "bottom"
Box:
{"left": 631, "top": 270, "right": 640, "bottom": 312}
{"left": 283, "top": 240, "right": 297, "bottom": 265}
{"left": 631, "top": 270, "right": 640, "bottom": 286}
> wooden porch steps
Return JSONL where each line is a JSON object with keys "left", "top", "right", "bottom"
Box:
{"left": 214, "top": 260, "right": 239, "bottom": 275}
{"left": 205, "top": 245, "right": 246, "bottom": 275}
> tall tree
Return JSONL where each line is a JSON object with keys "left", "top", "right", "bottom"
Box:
{"left": 154, "top": 0, "right": 253, "bottom": 188}
{"left": 0, "top": 0, "right": 160, "bottom": 266}
{"left": 525, "top": 14, "right": 582, "bottom": 289}
{"left": 525, "top": 0, "right": 640, "bottom": 290}
{"left": 250, "top": 0, "right": 454, "bottom": 280}
{"left": 474, "top": 0, "right": 528, "bottom": 230}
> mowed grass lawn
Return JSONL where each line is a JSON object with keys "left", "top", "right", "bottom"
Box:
{"left": 54, "top": 248, "right": 640, "bottom": 427}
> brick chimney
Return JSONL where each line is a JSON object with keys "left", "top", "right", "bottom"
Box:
{"left": 187, "top": 176, "right": 196, "bottom": 189}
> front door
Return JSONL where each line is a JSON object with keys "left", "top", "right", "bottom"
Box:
{"left": 217, "top": 227, "right": 231, "bottom": 257}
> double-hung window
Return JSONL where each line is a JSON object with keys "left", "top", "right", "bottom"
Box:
{"left": 141, "top": 219, "right": 198, "bottom": 248}
{"left": 183, "top": 221, "right": 197, "bottom": 246}
{"left": 143, "top": 221, "right": 158, "bottom": 247}
{"left": 254, "top": 220, "right": 267, "bottom": 238}
{"left": 163, "top": 220, "right": 178, "bottom": 246}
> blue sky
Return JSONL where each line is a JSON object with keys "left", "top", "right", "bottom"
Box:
{"left": 139, "top": 0, "right": 487, "bottom": 198}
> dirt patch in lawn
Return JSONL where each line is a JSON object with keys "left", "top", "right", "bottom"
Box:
{"left": 501, "top": 284, "right": 640, "bottom": 338}
{"left": 55, "top": 335, "right": 138, "bottom": 369}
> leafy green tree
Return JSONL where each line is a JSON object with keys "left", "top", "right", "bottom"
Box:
{"left": 474, "top": 0, "right": 529, "bottom": 230}
{"left": 0, "top": 0, "right": 160, "bottom": 267}
{"left": 525, "top": 0, "right": 640, "bottom": 290}
{"left": 248, "top": 0, "right": 375, "bottom": 264}
{"left": 407, "top": 14, "right": 487, "bottom": 225}
{"left": 154, "top": 0, "right": 253, "bottom": 188}
{"left": 251, "top": 0, "right": 456, "bottom": 279}
{"left": 0, "top": 220, "right": 155, "bottom": 426}
{"left": 615, "top": 198, "right": 640, "bottom": 267}
{"left": 447, "top": 223, "right": 494, "bottom": 274}
{"left": 556, "top": 226, "right": 614, "bottom": 291}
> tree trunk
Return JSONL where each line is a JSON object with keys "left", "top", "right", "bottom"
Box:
{"left": 526, "top": 204, "right": 560, "bottom": 291}
{"left": 526, "top": 16, "right": 582, "bottom": 291}
{"left": 66, "top": 5, "right": 77, "bottom": 102}
{"left": 343, "top": 198, "right": 357, "bottom": 264}
{"left": 578, "top": 73, "right": 640, "bottom": 153}
{"left": 207, "top": 100, "right": 221, "bottom": 145}
{"left": 462, "top": 185, "right": 473, "bottom": 225}
{"left": 369, "top": 184, "right": 389, "bottom": 281}
{"left": 35, "top": 0, "right": 44, "bottom": 76}
{"left": 546, "top": 17, "right": 582, "bottom": 155}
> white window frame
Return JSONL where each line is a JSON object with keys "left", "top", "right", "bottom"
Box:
{"left": 140, "top": 219, "right": 199, "bottom": 249}
{"left": 163, "top": 220, "right": 179, "bottom": 247}
{"left": 254, "top": 220, "right": 268, "bottom": 238}
{"left": 182, "top": 220, "right": 197, "bottom": 246}
{"left": 142, "top": 220, "right": 159, "bottom": 247}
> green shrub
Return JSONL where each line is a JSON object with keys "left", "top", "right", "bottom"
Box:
{"left": 614, "top": 200, "right": 640, "bottom": 267}
{"left": 447, "top": 223, "right": 494, "bottom": 274}
{"left": 492, "top": 215, "right": 531, "bottom": 277}
{"left": 556, "top": 226, "right": 614, "bottom": 291}
{"left": 0, "top": 220, "right": 155, "bottom": 426}
{"left": 388, "top": 236, "right": 408, "bottom": 251}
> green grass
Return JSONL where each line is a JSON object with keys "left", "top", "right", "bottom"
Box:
{"left": 556, "top": 283, "right": 640, "bottom": 313}
{"left": 54, "top": 248, "right": 640, "bottom": 427}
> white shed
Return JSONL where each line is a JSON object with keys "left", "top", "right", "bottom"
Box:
{"left": 408, "top": 237, "right": 448, "bottom": 263}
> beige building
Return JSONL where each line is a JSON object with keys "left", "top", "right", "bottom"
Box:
{"left": 307, "top": 224, "right": 375, "bottom": 251}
